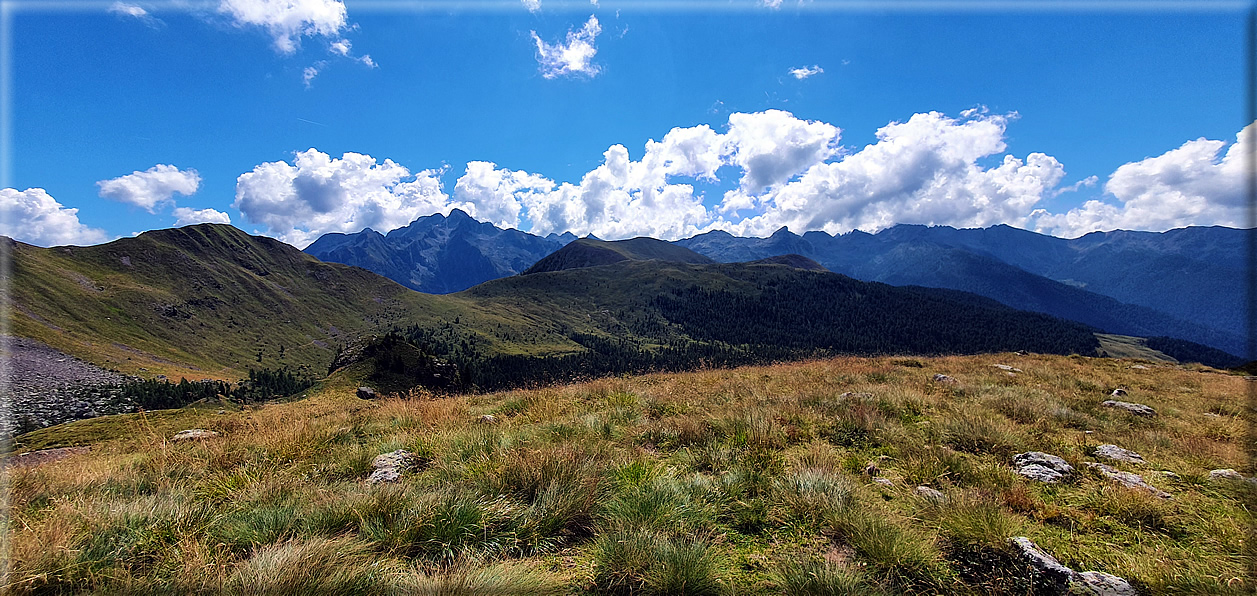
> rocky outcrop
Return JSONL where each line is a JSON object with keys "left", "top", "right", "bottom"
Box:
{"left": 356, "top": 387, "right": 378, "bottom": 400}
{"left": 1086, "top": 462, "right": 1171, "bottom": 498}
{"left": 933, "top": 374, "right": 958, "bottom": 385}
{"left": 1101, "top": 400, "right": 1157, "bottom": 417}
{"left": 172, "top": 429, "right": 220, "bottom": 441}
{"left": 1013, "top": 452, "right": 1075, "bottom": 483}
{"left": 1009, "top": 537, "right": 1137, "bottom": 596}
{"left": 915, "top": 485, "right": 946, "bottom": 503}
{"left": 1093, "top": 444, "right": 1146, "bottom": 465}
{"left": 368, "top": 449, "right": 418, "bottom": 484}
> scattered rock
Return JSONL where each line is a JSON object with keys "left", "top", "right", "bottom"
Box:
{"left": 1086, "top": 462, "right": 1171, "bottom": 498}
{"left": 1157, "top": 471, "right": 1181, "bottom": 481}
{"left": 1101, "top": 400, "right": 1157, "bottom": 417}
{"left": 368, "top": 449, "right": 417, "bottom": 484}
{"left": 1209, "top": 469, "right": 1245, "bottom": 482}
{"left": 873, "top": 477, "right": 895, "bottom": 488}
{"left": 1110, "top": 387, "right": 1128, "bottom": 397}
{"left": 1017, "top": 463, "right": 1068, "bottom": 484}
{"left": 478, "top": 414, "right": 498, "bottom": 424}
{"left": 217, "top": 409, "right": 227, "bottom": 415}
{"left": 1093, "top": 444, "right": 1145, "bottom": 465}
{"left": 1013, "top": 452, "right": 1074, "bottom": 483}
{"left": 1128, "top": 365, "right": 1149, "bottom": 370}
{"left": 1075, "top": 570, "right": 1137, "bottom": 596}
{"left": 932, "top": 374, "right": 958, "bottom": 385}
{"left": 356, "top": 386, "right": 378, "bottom": 400}
{"left": 172, "top": 429, "right": 219, "bottom": 441}
{"left": 915, "top": 485, "right": 946, "bottom": 502}
{"left": 1009, "top": 537, "right": 1075, "bottom": 592}
{"left": 992, "top": 364, "right": 1022, "bottom": 372}
{"left": 863, "top": 461, "right": 880, "bottom": 476}
{"left": 1203, "top": 412, "right": 1222, "bottom": 418}
{"left": 838, "top": 392, "right": 874, "bottom": 400}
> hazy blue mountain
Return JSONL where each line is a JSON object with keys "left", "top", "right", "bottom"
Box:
{"left": 677, "top": 224, "right": 1247, "bottom": 358}
{"left": 305, "top": 209, "right": 564, "bottom": 294}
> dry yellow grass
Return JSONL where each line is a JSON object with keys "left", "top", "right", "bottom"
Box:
{"left": 4, "top": 352, "right": 1252, "bottom": 594}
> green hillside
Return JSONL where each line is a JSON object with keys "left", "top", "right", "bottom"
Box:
{"left": 3, "top": 225, "right": 569, "bottom": 380}
{"left": 522, "top": 237, "right": 715, "bottom": 275}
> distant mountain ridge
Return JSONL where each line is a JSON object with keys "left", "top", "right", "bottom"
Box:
{"left": 304, "top": 209, "right": 563, "bottom": 294}
{"left": 300, "top": 211, "right": 1244, "bottom": 359}
{"left": 676, "top": 224, "right": 1247, "bottom": 358}
{"left": 522, "top": 237, "right": 715, "bottom": 275}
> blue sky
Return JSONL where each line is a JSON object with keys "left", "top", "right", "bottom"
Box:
{"left": 3, "top": 0, "right": 1252, "bottom": 247}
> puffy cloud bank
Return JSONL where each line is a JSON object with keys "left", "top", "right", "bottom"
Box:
{"left": 97, "top": 164, "right": 201, "bottom": 212}
{"left": 233, "top": 149, "right": 458, "bottom": 248}
{"left": 233, "top": 110, "right": 1253, "bottom": 246}
{"left": 0, "top": 188, "right": 109, "bottom": 247}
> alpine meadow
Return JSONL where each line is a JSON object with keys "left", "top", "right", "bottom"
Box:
{"left": 3, "top": 2, "right": 1255, "bottom": 595}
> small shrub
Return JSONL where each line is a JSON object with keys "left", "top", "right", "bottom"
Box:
{"left": 776, "top": 468, "right": 854, "bottom": 527}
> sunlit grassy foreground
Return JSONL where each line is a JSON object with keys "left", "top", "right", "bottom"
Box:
{"left": 5, "top": 353, "right": 1252, "bottom": 595}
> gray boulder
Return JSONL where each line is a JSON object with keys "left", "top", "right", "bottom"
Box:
{"left": 1101, "top": 400, "right": 1157, "bottom": 417}
{"left": 1075, "top": 571, "right": 1137, "bottom": 596}
{"left": 368, "top": 449, "right": 417, "bottom": 484}
{"left": 1086, "top": 462, "right": 1171, "bottom": 499}
{"left": 873, "top": 477, "right": 895, "bottom": 488}
{"left": 1093, "top": 444, "right": 1146, "bottom": 465}
{"left": 932, "top": 374, "right": 958, "bottom": 385}
{"left": 1009, "top": 537, "right": 1075, "bottom": 592}
{"left": 356, "top": 386, "right": 378, "bottom": 400}
{"left": 915, "top": 485, "right": 946, "bottom": 503}
{"left": 1209, "top": 468, "right": 1245, "bottom": 482}
{"left": 1110, "top": 388, "right": 1128, "bottom": 397}
{"left": 172, "top": 429, "right": 219, "bottom": 441}
{"left": 1013, "top": 452, "right": 1074, "bottom": 483}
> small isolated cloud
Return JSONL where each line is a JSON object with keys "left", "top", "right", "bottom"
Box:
{"left": 218, "top": 0, "right": 348, "bottom": 54}
{"left": 1032, "top": 124, "right": 1252, "bottom": 237}
{"left": 109, "top": 2, "right": 163, "bottom": 27}
{"left": 173, "top": 207, "right": 232, "bottom": 227}
{"left": 0, "top": 188, "right": 109, "bottom": 247}
{"left": 522, "top": 0, "right": 541, "bottom": 12}
{"left": 760, "top": 0, "right": 783, "bottom": 8}
{"left": 233, "top": 148, "right": 461, "bottom": 248}
{"left": 788, "top": 65, "right": 823, "bottom": 80}
{"left": 359, "top": 55, "right": 377, "bottom": 69}
{"left": 531, "top": 15, "right": 602, "bottom": 79}
{"left": 302, "top": 61, "right": 327, "bottom": 88}
{"left": 97, "top": 164, "right": 201, "bottom": 212}
{"left": 329, "top": 38, "right": 351, "bottom": 56}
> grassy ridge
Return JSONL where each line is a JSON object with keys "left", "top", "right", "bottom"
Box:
{"left": 7, "top": 353, "right": 1250, "bottom": 594}
{"left": 3, "top": 226, "right": 579, "bottom": 380}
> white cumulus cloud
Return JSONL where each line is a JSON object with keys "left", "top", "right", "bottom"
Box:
{"left": 531, "top": 15, "right": 602, "bottom": 79}
{"left": 0, "top": 188, "right": 109, "bottom": 247}
{"left": 522, "top": 0, "right": 541, "bottom": 12}
{"left": 1032, "top": 123, "right": 1252, "bottom": 238}
{"left": 219, "top": 0, "right": 348, "bottom": 54}
{"left": 718, "top": 111, "right": 1066, "bottom": 237}
{"left": 233, "top": 149, "right": 459, "bottom": 248}
{"left": 173, "top": 207, "right": 232, "bottom": 227}
{"left": 788, "top": 65, "right": 823, "bottom": 80}
{"left": 97, "top": 164, "right": 201, "bottom": 212}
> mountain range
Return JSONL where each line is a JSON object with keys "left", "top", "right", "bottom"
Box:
{"left": 304, "top": 209, "right": 568, "bottom": 294}
{"left": 8, "top": 224, "right": 1128, "bottom": 395}
{"left": 306, "top": 213, "right": 1247, "bottom": 359}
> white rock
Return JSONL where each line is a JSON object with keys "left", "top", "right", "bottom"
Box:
{"left": 1101, "top": 400, "right": 1157, "bottom": 417}
{"left": 1209, "top": 469, "right": 1245, "bottom": 482}
{"left": 1094, "top": 444, "right": 1145, "bottom": 465}
{"left": 915, "top": 485, "right": 946, "bottom": 502}
{"left": 1074, "top": 570, "right": 1136, "bottom": 596}
{"left": 172, "top": 429, "right": 219, "bottom": 441}
{"left": 1009, "top": 537, "right": 1074, "bottom": 591}
{"left": 1086, "top": 462, "right": 1171, "bottom": 498}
